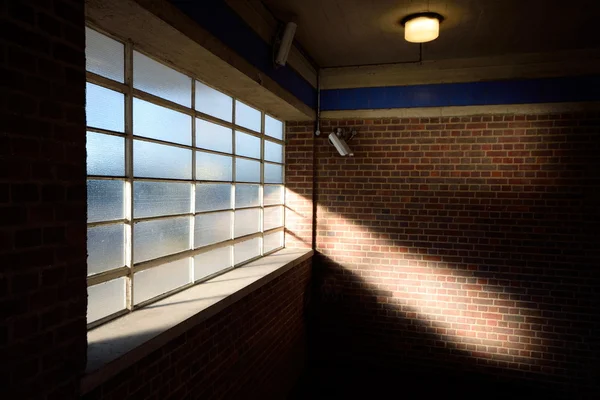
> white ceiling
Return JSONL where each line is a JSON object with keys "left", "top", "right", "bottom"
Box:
{"left": 260, "top": 0, "right": 600, "bottom": 67}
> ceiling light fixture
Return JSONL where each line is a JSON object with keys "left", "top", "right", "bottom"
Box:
{"left": 401, "top": 12, "right": 444, "bottom": 43}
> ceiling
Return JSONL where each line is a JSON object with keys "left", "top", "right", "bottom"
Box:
{"left": 260, "top": 0, "right": 600, "bottom": 68}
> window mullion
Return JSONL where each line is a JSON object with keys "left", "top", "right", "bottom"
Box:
{"left": 84, "top": 26, "right": 286, "bottom": 328}
{"left": 190, "top": 80, "right": 196, "bottom": 283}
{"left": 260, "top": 111, "right": 265, "bottom": 256}
{"left": 231, "top": 99, "right": 236, "bottom": 265}
{"left": 124, "top": 39, "right": 135, "bottom": 312}
{"left": 282, "top": 120, "right": 287, "bottom": 249}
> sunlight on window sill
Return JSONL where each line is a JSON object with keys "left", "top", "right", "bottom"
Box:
{"left": 81, "top": 248, "right": 313, "bottom": 395}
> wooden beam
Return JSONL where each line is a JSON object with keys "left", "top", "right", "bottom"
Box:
{"left": 86, "top": 0, "right": 315, "bottom": 121}
{"left": 321, "top": 49, "right": 600, "bottom": 90}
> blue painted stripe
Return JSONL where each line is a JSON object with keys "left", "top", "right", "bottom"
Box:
{"left": 170, "top": 0, "right": 316, "bottom": 110}
{"left": 321, "top": 76, "right": 600, "bottom": 111}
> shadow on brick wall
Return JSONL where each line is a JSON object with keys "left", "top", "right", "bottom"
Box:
{"left": 289, "top": 112, "right": 600, "bottom": 399}
{"left": 292, "top": 253, "right": 597, "bottom": 400}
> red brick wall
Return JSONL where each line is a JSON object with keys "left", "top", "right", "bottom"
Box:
{"left": 1, "top": 1, "right": 88, "bottom": 399}
{"left": 82, "top": 258, "right": 312, "bottom": 400}
{"left": 288, "top": 112, "right": 600, "bottom": 397}
{"left": 285, "top": 122, "right": 315, "bottom": 249}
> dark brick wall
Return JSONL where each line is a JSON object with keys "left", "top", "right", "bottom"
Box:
{"left": 287, "top": 112, "right": 600, "bottom": 398}
{"left": 1, "top": 0, "right": 88, "bottom": 399}
{"left": 82, "top": 258, "right": 312, "bottom": 400}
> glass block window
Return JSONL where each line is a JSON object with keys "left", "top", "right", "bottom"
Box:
{"left": 85, "top": 27, "right": 285, "bottom": 327}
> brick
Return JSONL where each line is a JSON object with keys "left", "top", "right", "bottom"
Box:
{"left": 3, "top": 1, "right": 599, "bottom": 398}
{"left": 3, "top": 1, "right": 86, "bottom": 398}
{"left": 52, "top": 42, "right": 82, "bottom": 65}
{"left": 11, "top": 184, "right": 39, "bottom": 202}
{"left": 8, "top": 46, "right": 38, "bottom": 74}
{"left": 37, "top": 58, "right": 65, "bottom": 82}
{"left": 15, "top": 228, "right": 43, "bottom": 248}
{"left": 41, "top": 184, "right": 65, "bottom": 202}
{"left": 0, "top": 21, "right": 51, "bottom": 55}
{"left": 11, "top": 358, "right": 41, "bottom": 382}
{"left": 54, "top": 1, "right": 84, "bottom": 26}
{"left": 38, "top": 13, "right": 63, "bottom": 37}
{"left": 7, "top": 92, "right": 39, "bottom": 116}
{"left": 0, "top": 67, "right": 26, "bottom": 91}
{"left": 43, "top": 226, "right": 66, "bottom": 245}
{"left": 0, "top": 206, "right": 28, "bottom": 225}
{"left": 7, "top": 2, "right": 36, "bottom": 26}
{"left": 0, "top": 184, "right": 10, "bottom": 203}
{"left": 293, "top": 111, "right": 600, "bottom": 396}
{"left": 81, "top": 259, "right": 312, "bottom": 400}
{"left": 40, "top": 100, "right": 64, "bottom": 120}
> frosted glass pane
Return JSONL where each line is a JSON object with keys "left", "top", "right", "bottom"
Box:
{"left": 235, "top": 158, "right": 260, "bottom": 183}
{"left": 87, "top": 132, "right": 125, "bottom": 176}
{"left": 134, "top": 140, "right": 192, "bottom": 179}
{"left": 134, "top": 216, "right": 190, "bottom": 263}
{"left": 235, "top": 131, "right": 260, "bottom": 159}
{"left": 235, "top": 100, "right": 261, "bottom": 132}
{"left": 264, "top": 206, "right": 283, "bottom": 230}
{"left": 133, "top": 51, "right": 191, "bottom": 107}
{"left": 264, "top": 163, "right": 283, "bottom": 184}
{"left": 85, "top": 27, "right": 124, "bottom": 82}
{"left": 235, "top": 184, "right": 259, "bottom": 208}
{"left": 194, "top": 246, "right": 232, "bottom": 281}
{"left": 195, "top": 211, "right": 232, "bottom": 247}
{"left": 196, "top": 183, "right": 231, "bottom": 212}
{"left": 264, "top": 230, "right": 283, "bottom": 253}
{"left": 87, "top": 180, "right": 124, "bottom": 223}
{"left": 86, "top": 83, "right": 125, "bottom": 132}
{"left": 134, "top": 181, "right": 191, "bottom": 218}
{"left": 133, "top": 258, "right": 190, "bottom": 304}
{"left": 264, "top": 185, "right": 283, "bottom": 206}
{"left": 195, "top": 81, "right": 232, "bottom": 122}
{"left": 133, "top": 98, "right": 191, "bottom": 145}
{"left": 234, "top": 237, "right": 260, "bottom": 265}
{"left": 196, "top": 119, "right": 232, "bottom": 153}
{"left": 196, "top": 152, "right": 232, "bottom": 181}
{"left": 234, "top": 208, "right": 260, "bottom": 238}
{"left": 87, "top": 223, "right": 125, "bottom": 275}
{"left": 265, "top": 115, "right": 283, "bottom": 140}
{"left": 87, "top": 278, "right": 126, "bottom": 323}
{"left": 264, "top": 140, "right": 283, "bottom": 163}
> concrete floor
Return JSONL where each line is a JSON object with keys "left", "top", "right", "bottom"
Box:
{"left": 290, "top": 365, "right": 564, "bottom": 399}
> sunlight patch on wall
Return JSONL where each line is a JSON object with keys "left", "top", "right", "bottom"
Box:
{"left": 311, "top": 201, "right": 558, "bottom": 373}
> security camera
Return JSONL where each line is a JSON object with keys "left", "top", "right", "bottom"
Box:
{"left": 275, "top": 22, "right": 297, "bottom": 67}
{"left": 328, "top": 133, "right": 354, "bottom": 156}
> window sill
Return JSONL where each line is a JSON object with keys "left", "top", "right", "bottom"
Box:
{"left": 81, "top": 248, "right": 313, "bottom": 395}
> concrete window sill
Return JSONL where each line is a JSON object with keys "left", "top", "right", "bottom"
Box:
{"left": 81, "top": 248, "right": 313, "bottom": 395}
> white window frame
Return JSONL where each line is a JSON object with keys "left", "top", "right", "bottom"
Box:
{"left": 85, "top": 25, "right": 286, "bottom": 329}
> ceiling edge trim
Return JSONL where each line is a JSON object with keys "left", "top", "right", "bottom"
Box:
{"left": 86, "top": 0, "right": 315, "bottom": 121}
{"left": 320, "top": 75, "right": 600, "bottom": 111}
{"left": 223, "top": 0, "right": 318, "bottom": 88}
{"left": 321, "top": 101, "right": 600, "bottom": 120}
{"left": 166, "top": 0, "right": 316, "bottom": 109}
{"left": 321, "top": 49, "right": 600, "bottom": 90}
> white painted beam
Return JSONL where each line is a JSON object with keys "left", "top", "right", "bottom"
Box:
{"left": 321, "top": 49, "right": 600, "bottom": 90}
{"left": 86, "top": 0, "right": 315, "bottom": 121}
{"left": 321, "top": 102, "right": 600, "bottom": 120}
{"left": 225, "top": 0, "right": 318, "bottom": 88}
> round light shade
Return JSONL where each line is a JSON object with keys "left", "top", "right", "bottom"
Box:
{"left": 404, "top": 15, "right": 441, "bottom": 43}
